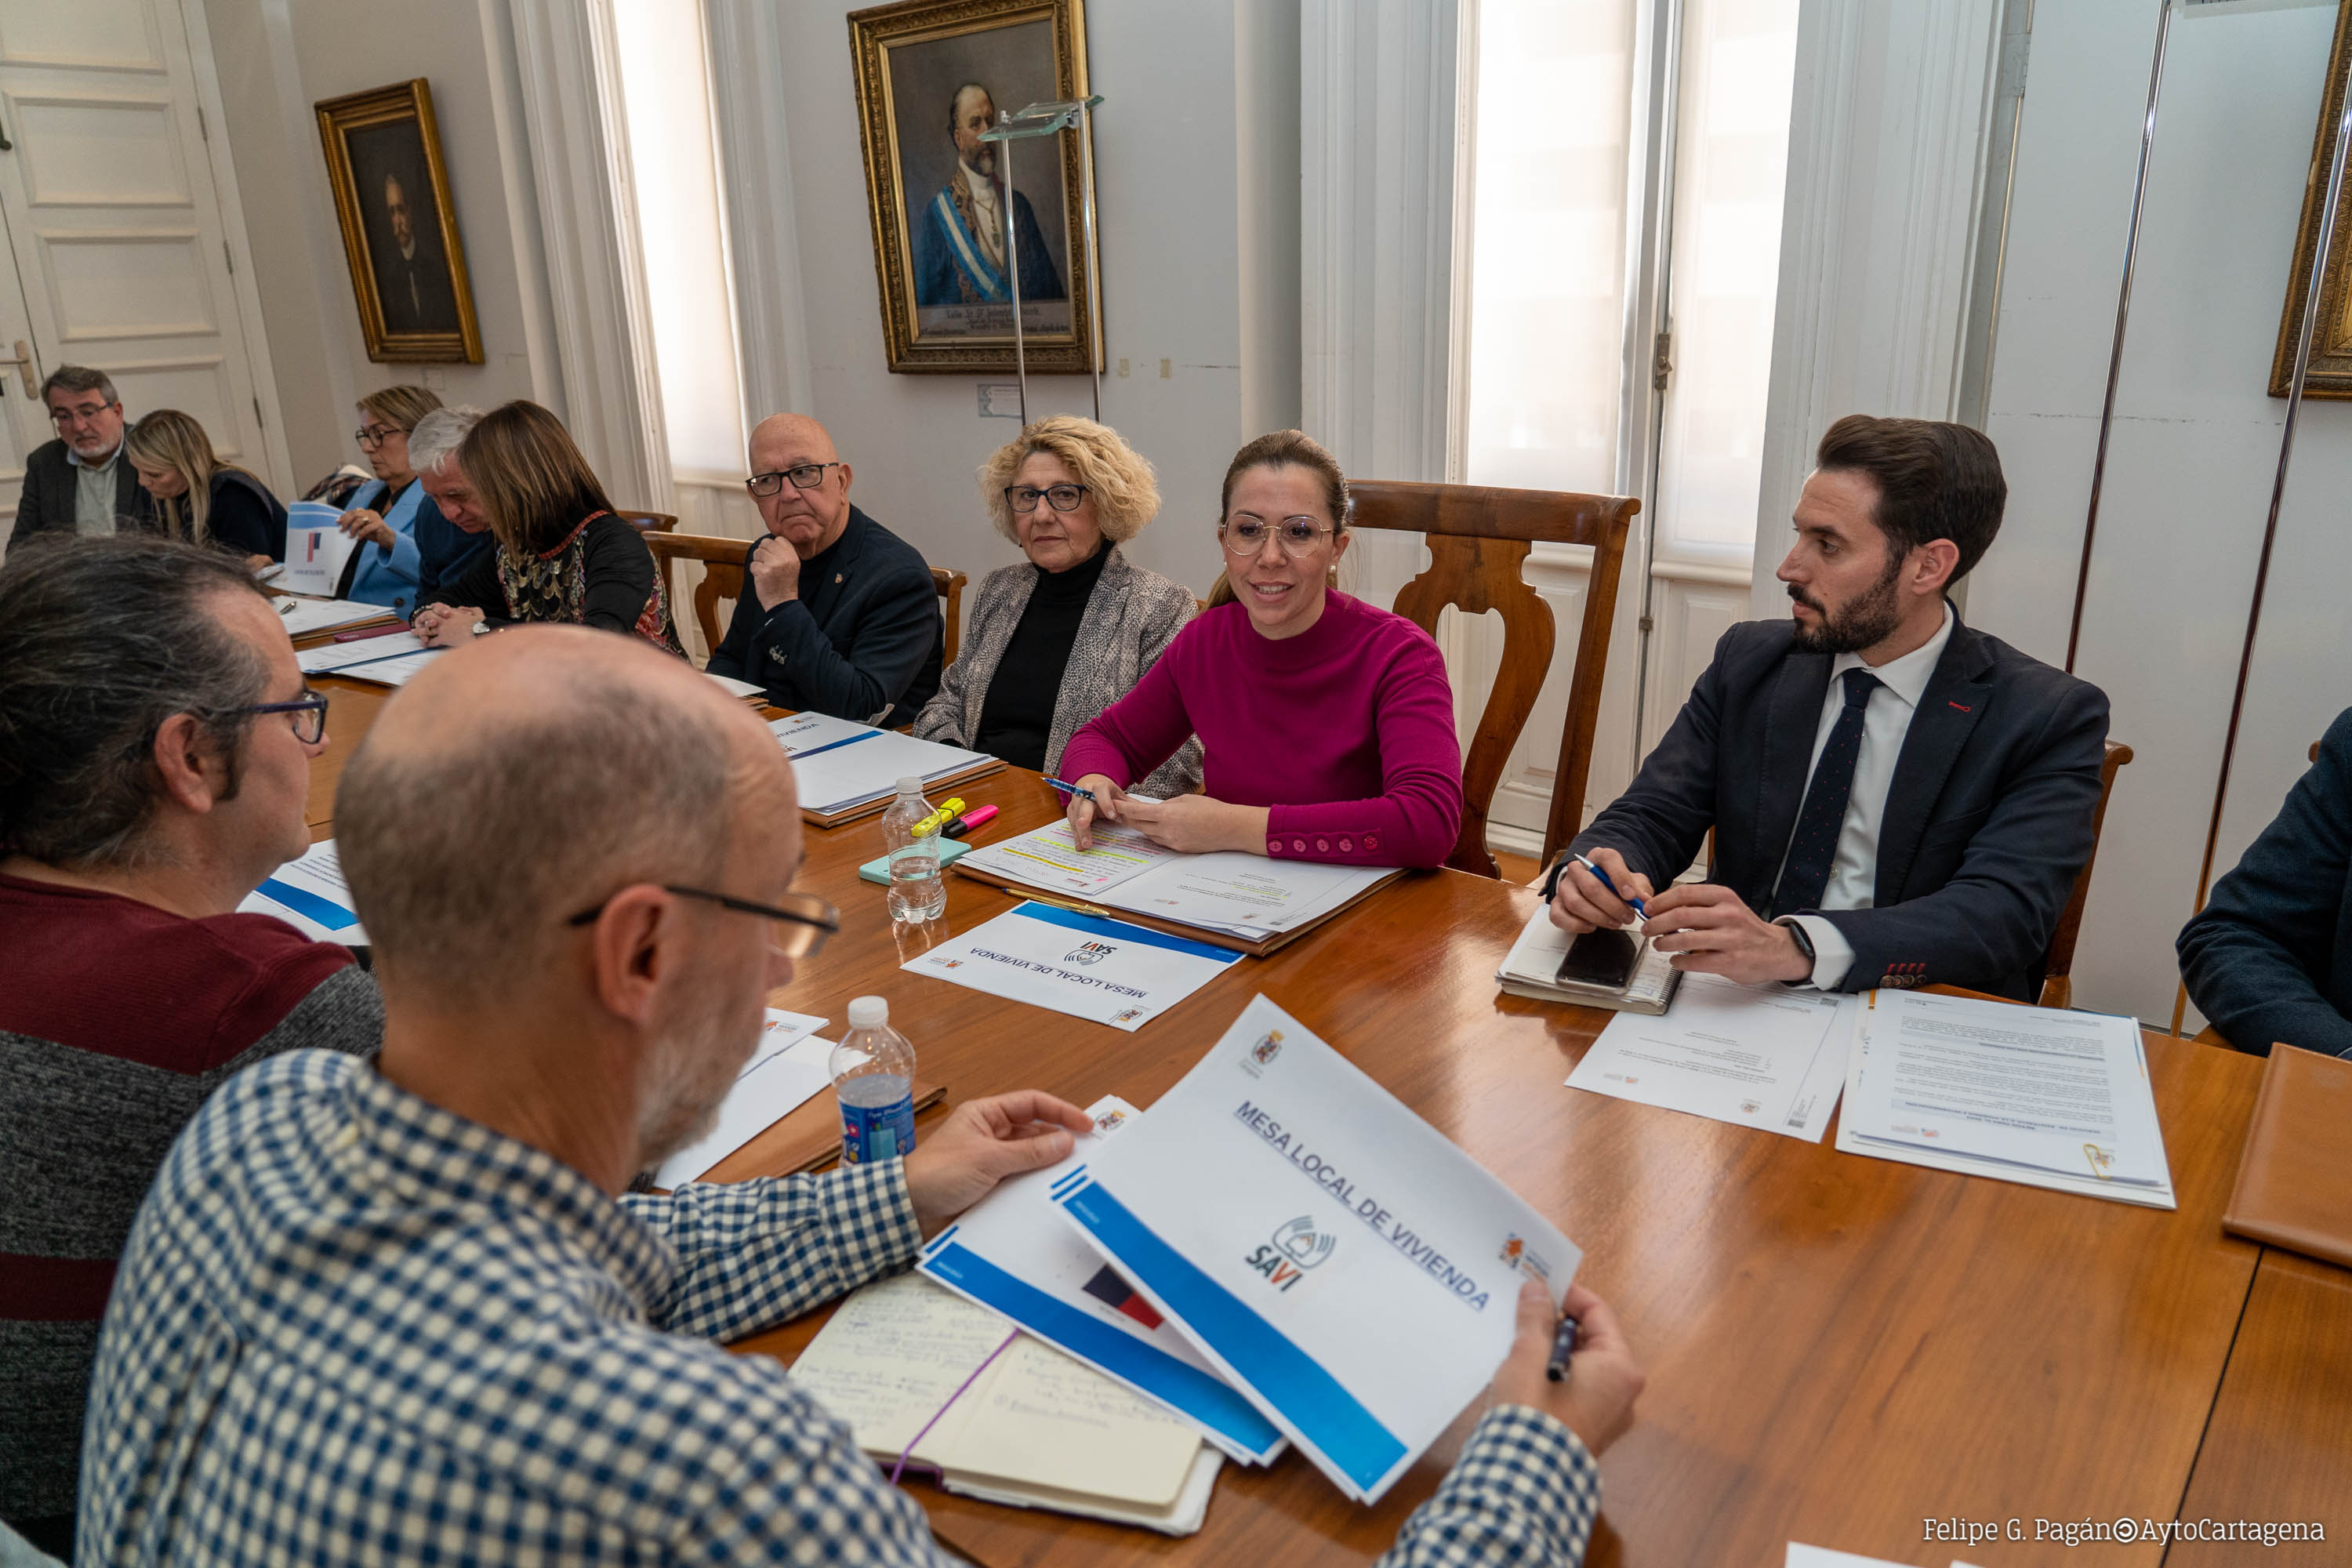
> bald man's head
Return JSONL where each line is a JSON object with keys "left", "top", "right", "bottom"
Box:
{"left": 748, "top": 413, "right": 853, "bottom": 557}
{"left": 337, "top": 626, "right": 798, "bottom": 1006}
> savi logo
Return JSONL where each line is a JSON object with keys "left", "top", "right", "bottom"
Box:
{"left": 1065, "top": 940, "right": 1118, "bottom": 967}
{"left": 1244, "top": 1214, "right": 1335, "bottom": 1293}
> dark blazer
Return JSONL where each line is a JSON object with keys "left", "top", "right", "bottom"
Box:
{"left": 705, "top": 506, "right": 942, "bottom": 728}
{"left": 2177, "top": 709, "right": 2352, "bottom": 1058}
{"left": 1559, "top": 609, "right": 2111, "bottom": 999}
{"left": 9, "top": 437, "right": 157, "bottom": 546}
{"left": 202, "top": 469, "right": 289, "bottom": 562}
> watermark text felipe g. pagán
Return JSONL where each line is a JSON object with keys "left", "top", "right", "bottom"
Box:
{"left": 1926, "top": 1516, "right": 2327, "bottom": 1548}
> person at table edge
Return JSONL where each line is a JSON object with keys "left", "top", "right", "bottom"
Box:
{"left": 410, "top": 399, "right": 681, "bottom": 653}
{"left": 79, "top": 626, "right": 1645, "bottom": 1567}
{"left": 913, "top": 415, "right": 1202, "bottom": 795}
{"left": 0, "top": 538, "right": 379, "bottom": 1558}
{"left": 2177, "top": 706, "right": 2352, "bottom": 1058}
{"left": 125, "top": 408, "right": 287, "bottom": 568}
{"left": 329, "top": 383, "right": 445, "bottom": 618}
{"left": 706, "top": 411, "right": 942, "bottom": 728}
{"left": 1545, "top": 415, "right": 2108, "bottom": 1000}
{"left": 403, "top": 405, "right": 497, "bottom": 606}
{"left": 1061, "top": 429, "right": 1464, "bottom": 869}
{"left": 9, "top": 364, "right": 158, "bottom": 545}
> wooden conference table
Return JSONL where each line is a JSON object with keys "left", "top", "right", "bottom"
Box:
{"left": 301, "top": 668, "right": 2343, "bottom": 1566}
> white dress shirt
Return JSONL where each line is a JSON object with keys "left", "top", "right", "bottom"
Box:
{"left": 1780, "top": 602, "right": 1955, "bottom": 988}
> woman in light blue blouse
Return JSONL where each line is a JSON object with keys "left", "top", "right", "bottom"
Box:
{"left": 335, "top": 385, "right": 445, "bottom": 616}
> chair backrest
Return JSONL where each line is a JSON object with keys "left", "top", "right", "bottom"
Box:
{"left": 1348, "top": 481, "right": 1639, "bottom": 877}
{"left": 2036, "top": 738, "right": 2134, "bottom": 1010}
{"left": 617, "top": 510, "right": 679, "bottom": 534}
{"left": 933, "top": 566, "right": 967, "bottom": 667}
{"left": 644, "top": 532, "right": 748, "bottom": 659}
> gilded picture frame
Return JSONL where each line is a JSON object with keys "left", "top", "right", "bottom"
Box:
{"left": 848, "top": 0, "right": 1101, "bottom": 374}
{"left": 2270, "top": 0, "right": 2352, "bottom": 398}
{"left": 314, "top": 79, "right": 484, "bottom": 366}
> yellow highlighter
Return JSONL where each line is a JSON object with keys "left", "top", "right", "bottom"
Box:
{"left": 911, "top": 797, "right": 967, "bottom": 838}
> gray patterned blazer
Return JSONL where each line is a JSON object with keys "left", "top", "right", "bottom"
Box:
{"left": 913, "top": 544, "right": 1203, "bottom": 797}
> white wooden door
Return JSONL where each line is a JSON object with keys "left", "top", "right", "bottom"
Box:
{"left": 0, "top": 252, "right": 45, "bottom": 530}
{"left": 0, "top": 0, "right": 272, "bottom": 539}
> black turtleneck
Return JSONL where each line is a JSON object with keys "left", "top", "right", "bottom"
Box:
{"left": 974, "top": 542, "right": 1109, "bottom": 771}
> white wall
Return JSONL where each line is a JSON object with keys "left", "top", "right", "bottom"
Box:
{"left": 762, "top": 0, "right": 1299, "bottom": 598}
{"left": 1969, "top": 0, "right": 2352, "bottom": 1027}
{"left": 201, "top": 0, "right": 558, "bottom": 486}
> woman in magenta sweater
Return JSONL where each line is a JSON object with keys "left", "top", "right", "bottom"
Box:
{"left": 1059, "top": 430, "right": 1463, "bottom": 869}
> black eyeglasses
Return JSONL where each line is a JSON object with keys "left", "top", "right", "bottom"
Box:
{"left": 1004, "top": 483, "right": 1088, "bottom": 514}
{"left": 1221, "top": 515, "right": 1337, "bottom": 556}
{"left": 746, "top": 463, "right": 844, "bottom": 497}
{"left": 564, "top": 884, "right": 840, "bottom": 958}
{"left": 227, "top": 689, "right": 331, "bottom": 745}
{"left": 354, "top": 424, "right": 402, "bottom": 449}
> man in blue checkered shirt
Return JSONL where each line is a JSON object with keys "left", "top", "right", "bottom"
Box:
{"left": 80, "top": 627, "right": 1644, "bottom": 1565}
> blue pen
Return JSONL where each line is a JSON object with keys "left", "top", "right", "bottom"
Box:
{"left": 1544, "top": 1314, "right": 1581, "bottom": 1382}
{"left": 1044, "top": 777, "right": 1094, "bottom": 802}
{"left": 1571, "top": 853, "right": 1648, "bottom": 919}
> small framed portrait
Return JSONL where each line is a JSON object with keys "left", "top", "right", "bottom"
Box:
{"left": 2272, "top": 0, "right": 2352, "bottom": 398}
{"left": 849, "top": 0, "right": 1102, "bottom": 374}
{"left": 314, "top": 79, "right": 484, "bottom": 365}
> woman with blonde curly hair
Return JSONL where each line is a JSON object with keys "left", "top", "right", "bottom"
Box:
{"left": 913, "top": 415, "right": 1201, "bottom": 794}
{"left": 125, "top": 409, "right": 287, "bottom": 568}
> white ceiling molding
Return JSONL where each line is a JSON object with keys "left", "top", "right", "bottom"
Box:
{"left": 704, "top": 0, "right": 815, "bottom": 429}
{"left": 509, "top": 0, "right": 671, "bottom": 511}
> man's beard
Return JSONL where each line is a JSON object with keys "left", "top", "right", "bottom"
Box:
{"left": 966, "top": 144, "right": 996, "bottom": 179}
{"left": 634, "top": 983, "right": 763, "bottom": 1171}
{"left": 1789, "top": 557, "right": 1904, "bottom": 655}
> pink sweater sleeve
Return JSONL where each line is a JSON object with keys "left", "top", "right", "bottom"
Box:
{"left": 1264, "top": 633, "right": 1463, "bottom": 869}
{"left": 1058, "top": 639, "right": 1193, "bottom": 790}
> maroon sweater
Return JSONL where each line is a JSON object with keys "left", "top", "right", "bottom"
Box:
{"left": 0, "top": 873, "right": 382, "bottom": 1521}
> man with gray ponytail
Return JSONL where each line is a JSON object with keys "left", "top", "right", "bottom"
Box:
{"left": 407, "top": 403, "right": 494, "bottom": 607}
{"left": 0, "top": 536, "right": 381, "bottom": 1557}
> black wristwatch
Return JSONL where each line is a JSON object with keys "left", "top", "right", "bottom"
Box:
{"left": 1781, "top": 917, "right": 1817, "bottom": 966}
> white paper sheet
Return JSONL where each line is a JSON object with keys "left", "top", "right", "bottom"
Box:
{"left": 918, "top": 1096, "right": 1287, "bottom": 1465}
{"left": 653, "top": 1020, "right": 833, "bottom": 1187}
{"left": 272, "top": 597, "right": 397, "bottom": 639}
{"left": 765, "top": 711, "right": 873, "bottom": 755}
{"left": 1054, "top": 994, "right": 1580, "bottom": 1504}
{"left": 296, "top": 631, "right": 445, "bottom": 688}
{"left": 239, "top": 839, "right": 365, "bottom": 942}
{"left": 782, "top": 726, "right": 996, "bottom": 815}
{"left": 1836, "top": 989, "right": 2176, "bottom": 1207}
{"left": 960, "top": 820, "right": 1185, "bottom": 897}
{"left": 906, "top": 903, "right": 1242, "bottom": 1031}
{"left": 706, "top": 672, "right": 764, "bottom": 700}
{"left": 281, "top": 503, "right": 361, "bottom": 596}
{"left": 1786, "top": 1546, "right": 1987, "bottom": 1568}
{"left": 1566, "top": 974, "right": 1856, "bottom": 1142}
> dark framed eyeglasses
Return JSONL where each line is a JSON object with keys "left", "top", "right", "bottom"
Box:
{"left": 1004, "top": 483, "right": 1088, "bottom": 514}
{"left": 746, "top": 463, "right": 845, "bottom": 498}
{"left": 354, "top": 423, "right": 402, "bottom": 449}
{"left": 1221, "top": 515, "right": 1336, "bottom": 556}
{"left": 564, "top": 884, "right": 840, "bottom": 959}
{"left": 228, "top": 689, "right": 331, "bottom": 745}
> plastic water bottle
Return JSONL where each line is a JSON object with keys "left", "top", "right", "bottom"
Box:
{"left": 833, "top": 996, "right": 917, "bottom": 1165}
{"left": 881, "top": 775, "right": 946, "bottom": 921}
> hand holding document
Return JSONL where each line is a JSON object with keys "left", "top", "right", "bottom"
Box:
{"left": 1837, "top": 989, "right": 2175, "bottom": 1207}
{"left": 280, "top": 502, "right": 360, "bottom": 596}
{"left": 906, "top": 902, "right": 1242, "bottom": 1030}
{"left": 1053, "top": 995, "right": 1580, "bottom": 1504}
{"left": 1567, "top": 972, "right": 1857, "bottom": 1142}
{"left": 239, "top": 840, "right": 364, "bottom": 942}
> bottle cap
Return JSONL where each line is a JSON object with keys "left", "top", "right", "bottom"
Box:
{"left": 896, "top": 776, "right": 924, "bottom": 795}
{"left": 847, "top": 995, "right": 888, "bottom": 1029}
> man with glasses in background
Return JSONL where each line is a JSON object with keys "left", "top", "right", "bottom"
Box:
{"left": 8, "top": 365, "right": 159, "bottom": 549}
{"left": 705, "top": 412, "right": 943, "bottom": 725}
{"left": 0, "top": 536, "right": 381, "bottom": 1559}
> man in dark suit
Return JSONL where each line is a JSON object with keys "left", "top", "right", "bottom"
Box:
{"left": 1545, "top": 416, "right": 2109, "bottom": 1000}
{"left": 9, "top": 365, "right": 157, "bottom": 547}
{"left": 375, "top": 172, "right": 460, "bottom": 336}
{"left": 2176, "top": 710, "right": 2352, "bottom": 1058}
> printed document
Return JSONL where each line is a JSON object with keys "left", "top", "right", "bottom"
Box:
{"left": 297, "top": 631, "right": 445, "bottom": 688}
{"left": 1788, "top": 1547, "right": 1985, "bottom": 1568}
{"left": 906, "top": 902, "right": 1241, "bottom": 1031}
{"left": 960, "top": 821, "right": 1394, "bottom": 938}
{"left": 775, "top": 723, "right": 995, "bottom": 815}
{"left": 653, "top": 1011, "right": 829, "bottom": 1188}
{"left": 1567, "top": 974, "right": 1857, "bottom": 1142}
{"left": 765, "top": 710, "right": 872, "bottom": 756}
{"left": 240, "top": 839, "right": 364, "bottom": 942}
{"left": 920, "top": 1096, "right": 1286, "bottom": 1464}
{"left": 281, "top": 503, "right": 359, "bottom": 597}
{"left": 272, "top": 597, "right": 394, "bottom": 639}
{"left": 1054, "top": 994, "right": 1580, "bottom": 1504}
{"left": 1836, "top": 989, "right": 2175, "bottom": 1207}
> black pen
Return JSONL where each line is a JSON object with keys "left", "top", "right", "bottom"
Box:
{"left": 1544, "top": 1314, "right": 1581, "bottom": 1382}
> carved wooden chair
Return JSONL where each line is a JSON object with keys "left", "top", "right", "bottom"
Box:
{"left": 646, "top": 535, "right": 968, "bottom": 673}
{"left": 2036, "top": 738, "right": 2134, "bottom": 1010}
{"left": 933, "top": 567, "right": 967, "bottom": 666}
{"left": 616, "top": 510, "right": 679, "bottom": 534}
{"left": 1348, "top": 481, "right": 1639, "bottom": 877}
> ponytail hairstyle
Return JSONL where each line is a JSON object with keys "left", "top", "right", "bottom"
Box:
{"left": 125, "top": 410, "right": 228, "bottom": 544}
{"left": 1205, "top": 429, "right": 1351, "bottom": 609}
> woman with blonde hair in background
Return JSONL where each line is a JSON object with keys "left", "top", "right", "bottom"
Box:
{"left": 411, "top": 400, "right": 679, "bottom": 652}
{"left": 124, "top": 409, "right": 287, "bottom": 569}
{"left": 332, "top": 383, "right": 445, "bottom": 616}
{"left": 913, "top": 415, "right": 1200, "bottom": 794}
{"left": 1059, "top": 429, "right": 1463, "bottom": 869}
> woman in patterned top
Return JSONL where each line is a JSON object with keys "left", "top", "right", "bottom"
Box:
{"left": 412, "top": 400, "right": 681, "bottom": 653}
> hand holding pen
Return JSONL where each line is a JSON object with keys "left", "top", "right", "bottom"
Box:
{"left": 1053, "top": 774, "right": 1124, "bottom": 851}
{"left": 1548, "top": 846, "right": 1657, "bottom": 936}
{"left": 1490, "top": 1280, "right": 1645, "bottom": 1457}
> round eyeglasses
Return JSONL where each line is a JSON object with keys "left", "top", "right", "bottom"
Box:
{"left": 1004, "top": 483, "right": 1089, "bottom": 514}
{"left": 746, "top": 463, "right": 845, "bottom": 498}
{"left": 1220, "top": 515, "right": 1336, "bottom": 557}
{"left": 565, "top": 884, "right": 840, "bottom": 960}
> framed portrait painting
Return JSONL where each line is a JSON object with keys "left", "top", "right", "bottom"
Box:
{"left": 315, "top": 80, "right": 484, "bottom": 365}
{"left": 2271, "top": 0, "right": 2352, "bottom": 398}
{"left": 848, "top": 0, "right": 1102, "bottom": 374}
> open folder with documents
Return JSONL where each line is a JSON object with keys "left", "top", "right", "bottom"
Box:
{"left": 791, "top": 1272, "right": 1221, "bottom": 1535}
{"left": 954, "top": 818, "right": 1399, "bottom": 955}
{"left": 764, "top": 713, "right": 1000, "bottom": 825}
{"left": 297, "top": 630, "right": 445, "bottom": 688}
